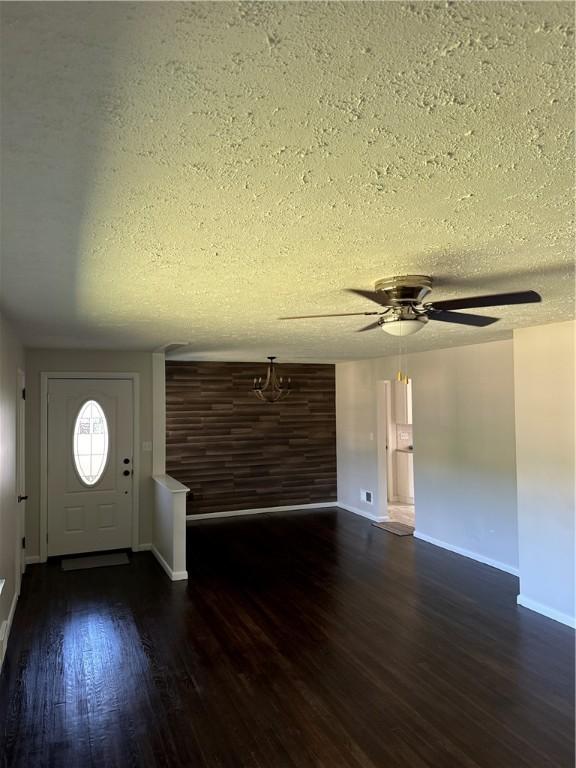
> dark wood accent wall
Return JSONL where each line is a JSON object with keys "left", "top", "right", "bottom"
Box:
{"left": 165, "top": 361, "right": 337, "bottom": 515}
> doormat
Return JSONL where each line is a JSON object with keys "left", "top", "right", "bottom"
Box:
{"left": 372, "top": 521, "right": 414, "bottom": 536}
{"left": 61, "top": 553, "right": 130, "bottom": 571}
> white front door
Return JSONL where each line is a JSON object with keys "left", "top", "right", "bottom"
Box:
{"left": 47, "top": 378, "right": 133, "bottom": 556}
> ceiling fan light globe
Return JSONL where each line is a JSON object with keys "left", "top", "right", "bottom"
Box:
{"left": 381, "top": 318, "right": 427, "bottom": 336}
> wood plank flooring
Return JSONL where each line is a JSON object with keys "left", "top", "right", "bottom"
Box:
{"left": 0, "top": 508, "right": 573, "bottom": 768}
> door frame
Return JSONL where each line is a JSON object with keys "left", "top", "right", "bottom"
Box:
{"left": 16, "top": 368, "right": 26, "bottom": 587}
{"left": 376, "top": 380, "right": 394, "bottom": 520}
{"left": 40, "top": 372, "right": 140, "bottom": 563}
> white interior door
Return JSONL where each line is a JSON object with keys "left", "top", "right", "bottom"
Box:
{"left": 47, "top": 378, "right": 133, "bottom": 556}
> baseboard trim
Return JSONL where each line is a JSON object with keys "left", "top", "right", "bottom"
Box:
{"left": 413, "top": 531, "right": 519, "bottom": 576}
{"left": 337, "top": 502, "right": 389, "bottom": 523}
{"left": 517, "top": 594, "right": 575, "bottom": 628}
{"left": 151, "top": 545, "right": 188, "bottom": 581}
{"left": 24, "top": 555, "right": 41, "bottom": 566}
{"left": 132, "top": 543, "right": 152, "bottom": 552}
{"left": 187, "top": 501, "right": 338, "bottom": 522}
{"left": 0, "top": 589, "right": 19, "bottom": 671}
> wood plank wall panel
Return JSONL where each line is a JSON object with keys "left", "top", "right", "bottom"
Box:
{"left": 165, "top": 362, "right": 337, "bottom": 515}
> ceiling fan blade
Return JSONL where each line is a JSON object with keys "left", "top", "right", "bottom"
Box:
{"left": 428, "top": 310, "right": 499, "bottom": 327}
{"left": 345, "top": 288, "right": 391, "bottom": 306}
{"left": 279, "top": 311, "right": 381, "bottom": 320}
{"left": 356, "top": 320, "right": 383, "bottom": 332}
{"left": 429, "top": 290, "right": 541, "bottom": 311}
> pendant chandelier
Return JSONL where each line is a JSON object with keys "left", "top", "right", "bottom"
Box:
{"left": 253, "top": 356, "right": 291, "bottom": 403}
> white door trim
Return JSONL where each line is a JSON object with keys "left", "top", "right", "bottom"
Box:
{"left": 40, "top": 372, "right": 140, "bottom": 562}
{"left": 376, "top": 380, "right": 392, "bottom": 520}
{"left": 17, "top": 368, "right": 26, "bottom": 584}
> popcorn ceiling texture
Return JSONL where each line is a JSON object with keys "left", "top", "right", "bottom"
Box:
{"left": 0, "top": 2, "right": 573, "bottom": 360}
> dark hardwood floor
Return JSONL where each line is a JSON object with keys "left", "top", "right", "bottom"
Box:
{"left": 0, "top": 508, "right": 574, "bottom": 768}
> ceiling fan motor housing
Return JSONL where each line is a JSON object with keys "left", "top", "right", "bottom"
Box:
{"left": 374, "top": 275, "right": 433, "bottom": 305}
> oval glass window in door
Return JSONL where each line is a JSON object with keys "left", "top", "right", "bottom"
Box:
{"left": 73, "top": 400, "right": 109, "bottom": 485}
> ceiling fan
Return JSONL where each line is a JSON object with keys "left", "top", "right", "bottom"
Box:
{"left": 280, "top": 275, "right": 542, "bottom": 336}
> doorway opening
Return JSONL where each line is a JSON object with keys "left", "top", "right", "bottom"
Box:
{"left": 377, "top": 379, "right": 415, "bottom": 528}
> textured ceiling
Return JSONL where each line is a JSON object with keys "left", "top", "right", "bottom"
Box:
{"left": 1, "top": 1, "right": 574, "bottom": 361}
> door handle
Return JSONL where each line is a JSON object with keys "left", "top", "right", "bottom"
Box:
{"left": 18, "top": 495, "right": 28, "bottom": 503}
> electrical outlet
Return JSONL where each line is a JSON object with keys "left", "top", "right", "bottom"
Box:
{"left": 361, "top": 489, "right": 373, "bottom": 505}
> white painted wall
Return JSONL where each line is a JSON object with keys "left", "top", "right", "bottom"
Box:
{"left": 152, "top": 352, "right": 166, "bottom": 476}
{"left": 0, "top": 312, "right": 24, "bottom": 665}
{"left": 25, "top": 349, "right": 155, "bottom": 556}
{"left": 336, "top": 359, "right": 382, "bottom": 520}
{"left": 514, "top": 321, "right": 575, "bottom": 626}
{"left": 337, "top": 338, "right": 519, "bottom": 573}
